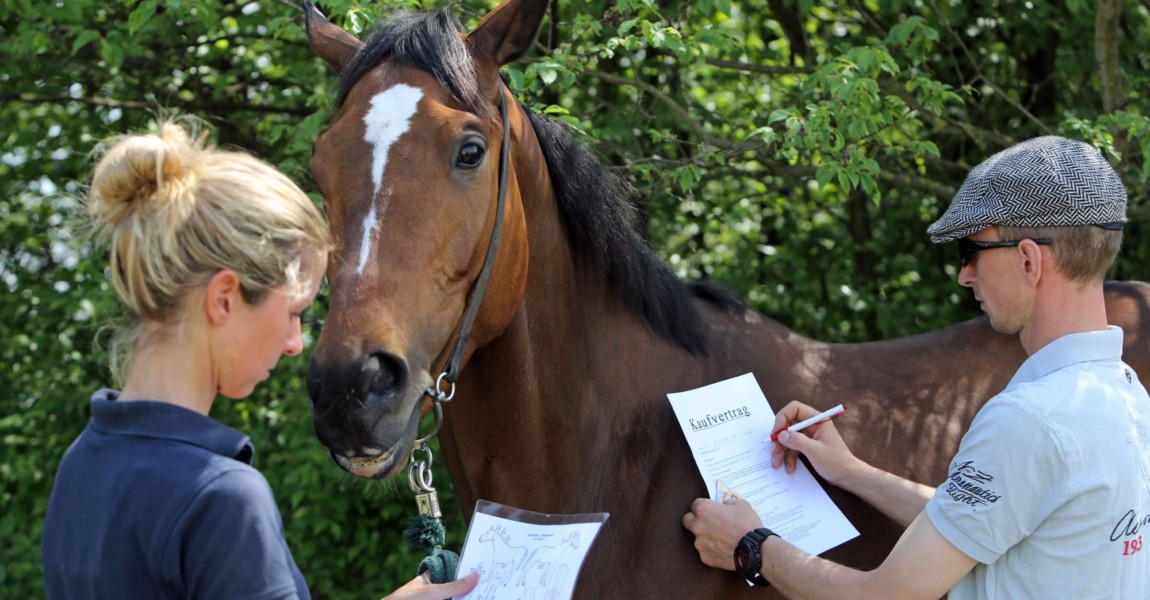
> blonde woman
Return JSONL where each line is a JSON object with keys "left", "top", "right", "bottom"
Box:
{"left": 41, "top": 120, "right": 478, "bottom": 600}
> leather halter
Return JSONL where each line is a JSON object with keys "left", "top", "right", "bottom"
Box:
{"left": 415, "top": 87, "right": 511, "bottom": 445}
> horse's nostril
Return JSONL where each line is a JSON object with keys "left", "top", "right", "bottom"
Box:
{"left": 363, "top": 351, "right": 407, "bottom": 406}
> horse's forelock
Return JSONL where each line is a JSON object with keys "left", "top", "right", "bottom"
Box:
{"left": 334, "top": 10, "right": 489, "bottom": 119}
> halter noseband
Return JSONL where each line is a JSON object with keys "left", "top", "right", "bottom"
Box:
{"left": 414, "top": 87, "right": 512, "bottom": 446}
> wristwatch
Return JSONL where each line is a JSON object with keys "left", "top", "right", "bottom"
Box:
{"left": 733, "top": 527, "right": 779, "bottom": 587}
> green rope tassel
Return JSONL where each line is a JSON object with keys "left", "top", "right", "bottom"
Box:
{"left": 402, "top": 514, "right": 459, "bottom": 584}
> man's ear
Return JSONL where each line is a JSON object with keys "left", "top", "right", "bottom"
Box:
{"left": 205, "top": 270, "right": 243, "bottom": 326}
{"left": 1018, "top": 239, "right": 1047, "bottom": 287}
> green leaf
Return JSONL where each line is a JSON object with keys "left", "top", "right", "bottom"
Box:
{"left": 99, "top": 38, "right": 125, "bottom": 69}
{"left": 128, "top": 0, "right": 158, "bottom": 36}
{"left": 768, "top": 109, "right": 791, "bottom": 124}
{"left": 815, "top": 161, "right": 838, "bottom": 189}
{"left": 506, "top": 66, "right": 525, "bottom": 91}
{"left": 618, "top": 18, "right": 641, "bottom": 35}
{"left": 71, "top": 30, "right": 101, "bottom": 56}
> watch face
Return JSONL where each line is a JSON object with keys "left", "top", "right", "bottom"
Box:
{"left": 734, "top": 530, "right": 772, "bottom": 587}
{"left": 735, "top": 541, "right": 755, "bottom": 575}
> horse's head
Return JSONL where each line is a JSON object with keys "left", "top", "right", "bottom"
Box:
{"left": 302, "top": 0, "right": 544, "bottom": 478}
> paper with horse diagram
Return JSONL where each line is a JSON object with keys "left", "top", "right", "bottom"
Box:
{"left": 453, "top": 500, "right": 608, "bottom": 600}
{"left": 667, "top": 372, "right": 859, "bottom": 555}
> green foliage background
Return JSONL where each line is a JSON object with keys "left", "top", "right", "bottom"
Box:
{"left": 2, "top": 0, "right": 1147, "bottom": 597}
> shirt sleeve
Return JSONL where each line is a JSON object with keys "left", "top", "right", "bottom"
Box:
{"left": 167, "top": 466, "right": 308, "bottom": 600}
{"left": 925, "top": 393, "right": 1071, "bottom": 564}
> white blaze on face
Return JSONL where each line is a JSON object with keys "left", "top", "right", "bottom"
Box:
{"left": 356, "top": 84, "right": 423, "bottom": 276}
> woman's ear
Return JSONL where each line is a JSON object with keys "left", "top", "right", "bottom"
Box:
{"left": 204, "top": 269, "right": 242, "bottom": 326}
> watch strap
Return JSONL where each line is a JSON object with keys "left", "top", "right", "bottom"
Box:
{"left": 735, "top": 527, "right": 779, "bottom": 587}
{"left": 749, "top": 527, "right": 779, "bottom": 545}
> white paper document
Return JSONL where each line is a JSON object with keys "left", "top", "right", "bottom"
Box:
{"left": 453, "top": 500, "right": 608, "bottom": 600}
{"left": 667, "top": 372, "right": 859, "bottom": 555}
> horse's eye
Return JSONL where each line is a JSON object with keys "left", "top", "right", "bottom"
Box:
{"left": 456, "top": 142, "right": 485, "bottom": 169}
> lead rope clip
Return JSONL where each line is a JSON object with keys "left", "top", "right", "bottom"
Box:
{"left": 401, "top": 429, "right": 458, "bottom": 583}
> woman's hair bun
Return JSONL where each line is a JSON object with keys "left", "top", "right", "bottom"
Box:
{"left": 88, "top": 122, "right": 200, "bottom": 232}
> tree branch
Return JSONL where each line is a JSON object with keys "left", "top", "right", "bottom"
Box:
{"left": 586, "top": 69, "right": 731, "bottom": 148}
{"left": 1096, "top": 0, "right": 1124, "bottom": 113}
{"left": 1095, "top": 0, "right": 1130, "bottom": 185}
{"left": 273, "top": 0, "right": 304, "bottom": 12}
{"left": 926, "top": 0, "right": 1053, "bottom": 135}
{"left": 3, "top": 92, "right": 311, "bottom": 116}
{"left": 877, "top": 80, "right": 1013, "bottom": 149}
{"left": 616, "top": 145, "right": 957, "bottom": 199}
{"left": 703, "top": 57, "right": 813, "bottom": 75}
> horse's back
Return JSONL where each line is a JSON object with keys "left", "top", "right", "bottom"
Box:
{"left": 1106, "top": 280, "right": 1150, "bottom": 376}
{"left": 628, "top": 279, "right": 1150, "bottom": 596}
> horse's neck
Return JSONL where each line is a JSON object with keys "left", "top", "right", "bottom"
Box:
{"left": 437, "top": 115, "right": 1040, "bottom": 510}
{"left": 435, "top": 139, "right": 623, "bottom": 510}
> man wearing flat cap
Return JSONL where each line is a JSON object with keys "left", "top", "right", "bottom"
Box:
{"left": 684, "top": 136, "right": 1150, "bottom": 598}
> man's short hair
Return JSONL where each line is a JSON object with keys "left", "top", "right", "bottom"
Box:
{"left": 998, "top": 224, "right": 1122, "bottom": 284}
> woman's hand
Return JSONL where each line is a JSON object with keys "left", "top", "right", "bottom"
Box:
{"left": 382, "top": 571, "right": 479, "bottom": 600}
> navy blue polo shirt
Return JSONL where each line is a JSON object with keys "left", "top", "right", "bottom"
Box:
{"left": 42, "top": 390, "right": 310, "bottom": 599}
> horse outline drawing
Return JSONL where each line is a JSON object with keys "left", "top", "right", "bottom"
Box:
{"left": 473, "top": 525, "right": 526, "bottom": 598}
{"left": 516, "top": 530, "right": 581, "bottom": 595}
{"left": 468, "top": 526, "right": 584, "bottom": 600}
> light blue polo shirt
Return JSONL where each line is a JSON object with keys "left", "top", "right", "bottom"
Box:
{"left": 926, "top": 327, "right": 1150, "bottom": 599}
{"left": 42, "top": 390, "right": 310, "bottom": 599}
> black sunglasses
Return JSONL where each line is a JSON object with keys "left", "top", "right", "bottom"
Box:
{"left": 957, "top": 238, "right": 1053, "bottom": 268}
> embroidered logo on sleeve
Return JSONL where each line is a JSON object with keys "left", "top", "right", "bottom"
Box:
{"left": 1111, "top": 509, "right": 1147, "bottom": 557}
{"left": 945, "top": 460, "right": 1002, "bottom": 507}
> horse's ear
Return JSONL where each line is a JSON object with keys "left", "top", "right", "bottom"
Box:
{"left": 466, "top": 0, "right": 548, "bottom": 68}
{"left": 303, "top": 1, "right": 361, "bottom": 74}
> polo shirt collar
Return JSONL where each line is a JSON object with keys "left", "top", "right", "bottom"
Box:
{"left": 89, "top": 389, "right": 255, "bottom": 464}
{"left": 1008, "top": 326, "right": 1124, "bottom": 388}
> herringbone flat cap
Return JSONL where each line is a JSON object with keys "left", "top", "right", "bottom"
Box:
{"left": 927, "top": 136, "right": 1127, "bottom": 243}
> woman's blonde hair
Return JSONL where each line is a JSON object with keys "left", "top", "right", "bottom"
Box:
{"left": 87, "top": 118, "right": 332, "bottom": 383}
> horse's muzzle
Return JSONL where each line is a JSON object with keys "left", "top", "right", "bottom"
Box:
{"left": 306, "top": 350, "right": 419, "bottom": 478}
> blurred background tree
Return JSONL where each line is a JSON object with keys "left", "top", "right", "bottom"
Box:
{"left": 2, "top": 0, "right": 1146, "bottom": 596}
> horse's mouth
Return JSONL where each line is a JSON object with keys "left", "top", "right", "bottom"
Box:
{"left": 333, "top": 447, "right": 402, "bottom": 479}
{"left": 329, "top": 379, "right": 430, "bottom": 479}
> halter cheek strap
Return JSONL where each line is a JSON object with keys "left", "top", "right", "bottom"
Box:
{"left": 416, "top": 87, "right": 511, "bottom": 443}
{"left": 400, "top": 81, "right": 512, "bottom": 586}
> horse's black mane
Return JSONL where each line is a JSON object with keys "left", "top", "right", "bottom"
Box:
{"left": 338, "top": 10, "right": 741, "bottom": 355}
{"left": 527, "top": 112, "right": 735, "bottom": 355}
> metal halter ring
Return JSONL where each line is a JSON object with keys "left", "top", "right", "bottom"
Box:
{"left": 430, "top": 371, "right": 456, "bottom": 403}
{"left": 407, "top": 445, "right": 435, "bottom": 494}
{"left": 411, "top": 398, "right": 444, "bottom": 449}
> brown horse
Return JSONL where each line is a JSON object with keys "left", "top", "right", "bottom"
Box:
{"left": 300, "top": 0, "right": 1150, "bottom": 597}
